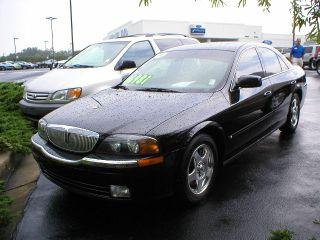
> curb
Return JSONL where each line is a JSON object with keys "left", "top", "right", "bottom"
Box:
{"left": 0, "top": 152, "right": 23, "bottom": 182}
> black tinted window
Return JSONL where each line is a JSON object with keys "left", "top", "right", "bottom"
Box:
{"left": 236, "top": 48, "right": 264, "bottom": 78}
{"left": 155, "top": 39, "right": 182, "bottom": 51}
{"left": 180, "top": 38, "right": 199, "bottom": 45}
{"left": 259, "top": 48, "right": 282, "bottom": 76}
{"left": 277, "top": 55, "right": 289, "bottom": 71}
{"left": 304, "top": 47, "right": 312, "bottom": 54}
{"left": 120, "top": 41, "right": 155, "bottom": 67}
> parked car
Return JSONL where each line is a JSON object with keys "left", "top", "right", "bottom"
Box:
{"left": 5, "top": 61, "right": 22, "bottom": 70}
{"left": 0, "top": 62, "right": 15, "bottom": 71}
{"left": 31, "top": 42, "right": 307, "bottom": 203}
{"left": 20, "top": 34, "right": 199, "bottom": 120}
{"left": 303, "top": 45, "right": 320, "bottom": 69}
{"left": 312, "top": 47, "right": 320, "bottom": 75}
{"left": 18, "top": 61, "right": 32, "bottom": 69}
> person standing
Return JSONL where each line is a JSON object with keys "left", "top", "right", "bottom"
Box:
{"left": 290, "top": 38, "right": 305, "bottom": 67}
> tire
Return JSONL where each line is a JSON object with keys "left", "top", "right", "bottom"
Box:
{"left": 309, "top": 59, "right": 315, "bottom": 70}
{"left": 317, "top": 61, "right": 320, "bottom": 75}
{"left": 176, "top": 133, "right": 219, "bottom": 204}
{"left": 280, "top": 93, "right": 300, "bottom": 134}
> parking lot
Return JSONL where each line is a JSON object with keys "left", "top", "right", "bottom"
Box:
{"left": 11, "top": 70, "right": 319, "bottom": 240}
{"left": 0, "top": 69, "right": 49, "bottom": 83}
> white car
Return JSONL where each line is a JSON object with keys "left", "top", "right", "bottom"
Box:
{"left": 303, "top": 45, "right": 320, "bottom": 69}
{"left": 20, "top": 34, "right": 199, "bottom": 120}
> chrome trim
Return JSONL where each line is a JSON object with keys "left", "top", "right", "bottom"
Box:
{"left": 31, "top": 138, "right": 138, "bottom": 168}
{"left": 46, "top": 124, "right": 100, "bottom": 153}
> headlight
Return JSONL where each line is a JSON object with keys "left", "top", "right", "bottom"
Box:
{"left": 96, "top": 134, "right": 160, "bottom": 156}
{"left": 38, "top": 119, "right": 48, "bottom": 140}
{"left": 51, "top": 88, "right": 82, "bottom": 101}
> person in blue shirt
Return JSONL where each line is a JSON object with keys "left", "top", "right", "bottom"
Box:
{"left": 290, "top": 38, "right": 305, "bottom": 67}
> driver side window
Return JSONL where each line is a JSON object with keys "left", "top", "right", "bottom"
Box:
{"left": 119, "top": 41, "right": 155, "bottom": 68}
{"left": 236, "top": 48, "right": 264, "bottom": 79}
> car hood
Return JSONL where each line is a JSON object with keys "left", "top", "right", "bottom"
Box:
{"left": 44, "top": 89, "right": 212, "bottom": 135}
{"left": 24, "top": 67, "right": 120, "bottom": 93}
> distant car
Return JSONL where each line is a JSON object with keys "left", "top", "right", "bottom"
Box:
{"left": 0, "top": 62, "right": 14, "bottom": 71}
{"left": 31, "top": 42, "right": 307, "bottom": 203}
{"left": 20, "top": 34, "right": 200, "bottom": 120}
{"left": 303, "top": 45, "right": 320, "bottom": 69}
{"left": 18, "top": 61, "right": 32, "bottom": 69}
{"left": 5, "top": 61, "right": 22, "bottom": 70}
{"left": 57, "top": 59, "right": 68, "bottom": 68}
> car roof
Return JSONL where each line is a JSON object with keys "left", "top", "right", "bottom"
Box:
{"left": 164, "top": 41, "right": 276, "bottom": 52}
{"left": 95, "top": 34, "right": 199, "bottom": 44}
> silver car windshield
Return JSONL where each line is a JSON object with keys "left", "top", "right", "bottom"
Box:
{"left": 64, "top": 41, "right": 129, "bottom": 68}
{"left": 122, "top": 49, "right": 234, "bottom": 93}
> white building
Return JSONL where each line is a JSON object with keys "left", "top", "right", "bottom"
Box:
{"left": 104, "top": 20, "right": 306, "bottom": 48}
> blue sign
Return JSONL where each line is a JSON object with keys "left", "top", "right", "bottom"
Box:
{"left": 262, "top": 40, "right": 273, "bottom": 45}
{"left": 190, "top": 25, "right": 206, "bottom": 35}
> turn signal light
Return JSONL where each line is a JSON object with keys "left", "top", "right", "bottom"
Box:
{"left": 138, "top": 156, "right": 164, "bottom": 167}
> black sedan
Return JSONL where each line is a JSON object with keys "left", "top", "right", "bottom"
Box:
{"left": 31, "top": 42, "right": 307, "bottom": 204}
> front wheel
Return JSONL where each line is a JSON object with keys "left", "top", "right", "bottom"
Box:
{"left": 176, "top": 134, "right": 219, "bottom": 204}
{"left": 280, "top": 93, "right": 300, "bottom": 134}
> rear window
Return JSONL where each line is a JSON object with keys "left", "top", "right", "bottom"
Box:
{"left": 154, "top": 38, "right": 182, "bottom": 51}
{"left": 305, "top": 47, "right": 313, "bottom": 54}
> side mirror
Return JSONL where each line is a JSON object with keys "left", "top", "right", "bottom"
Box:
{"left": 116, "top": 60, "right": 136, "bottom": 71}
{"left": 236, "top": 75, "right": 262, "bottom": 88}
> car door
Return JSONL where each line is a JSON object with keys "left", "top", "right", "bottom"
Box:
{"left": 222, "top": 47, "right": 273, "bottom": 155}
{"left": 258, "top": 47, "right": 297, "bottom": 127}
{"left": 116, "top": 40, "right": 156, "bottom": 76}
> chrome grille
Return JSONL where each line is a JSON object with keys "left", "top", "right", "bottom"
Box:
{"left": 46, "top": 124, "right": 99, "bottom": 153}
{"left": 26, "top": 92, "right": 49, "bottom": 102}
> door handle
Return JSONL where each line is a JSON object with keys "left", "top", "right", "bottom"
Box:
{"left": 290, "top": 80, "right": 296, "bottom": 85}
{"left": 264, "top": 91, "right": 272, "bottom": 96}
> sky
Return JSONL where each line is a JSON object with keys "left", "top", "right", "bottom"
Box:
{"left": 0, "top": 0, "right": 309, "bottom": 55}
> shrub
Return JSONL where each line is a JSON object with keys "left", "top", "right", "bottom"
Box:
{"left": 268, "top": 229, "right": 294, "bottom": 240}
{"left": 0, "top": 83, "right": 35, "bottom": 154}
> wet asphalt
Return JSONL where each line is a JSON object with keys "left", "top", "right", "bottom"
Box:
{"left": 14, "top": 71, "right": 320, "bottom": 240}
{"left": 0, "top": 69, "right": 48, "bottom": 83}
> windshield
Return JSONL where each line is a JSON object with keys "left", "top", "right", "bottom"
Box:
{"left": 121, "top": 49, "right": 234, "bottom": 93}
{"left": 64, "top": 41, "right": 129, "bottom": 68}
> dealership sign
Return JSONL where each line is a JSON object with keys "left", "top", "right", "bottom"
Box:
{"left": 190, "top": 25, "right": 206, "bottom": 35}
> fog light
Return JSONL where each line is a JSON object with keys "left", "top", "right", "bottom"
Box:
{"left": 110, "top": 185, "right": 131, "bottom": 198}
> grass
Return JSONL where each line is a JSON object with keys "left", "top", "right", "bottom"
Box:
{"left": 0, "top": 181, "right": 12, "bottom": 229}
{"left": 268, "top": 229, "right": 294, "bottom": 240}
{"left": 268, "top": 229, "right": 318, "bottom": 240}
{"left": 0, "top": 82, "right": 35, "bottom": 154}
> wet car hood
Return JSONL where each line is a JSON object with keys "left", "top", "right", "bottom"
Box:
{"left": 44, "top": 89, "right": 212, "bottom": 135}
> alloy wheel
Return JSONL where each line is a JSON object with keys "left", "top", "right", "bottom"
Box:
{"left": 290, "top": 98, "right": 299, "bottom": 127}
{"left": 187, "top": 144, "right": 214, "bottom": 195}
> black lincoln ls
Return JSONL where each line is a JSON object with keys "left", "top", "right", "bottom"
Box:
{"left": 31, "top": 42, "right": 307, "bottom": 204}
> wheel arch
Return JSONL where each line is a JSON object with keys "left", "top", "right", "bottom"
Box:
{"left": 186, "top": 121, "right": 227, "bottom": 164}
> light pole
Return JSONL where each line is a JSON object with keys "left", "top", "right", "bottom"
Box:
{"left": 44, "top": 40, "right": 48, "bottom": 51}
{"left": 13, "top": 37, "right": 19, "bottom": 61}
{"left": 69, "top": 0, "right": 75, "bottom": 56}
{"left": 46, "top": 17, "right": 57, "bottom": 69}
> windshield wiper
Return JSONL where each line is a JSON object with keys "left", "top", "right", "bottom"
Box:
{"left": 136, "top": 87, "right": 180, "bottom": 93}
{"left": 71, "top": 64, "right": 94, "bottom": 68}
{"left": 115, "top": 85, "right": 129, "bottom": 90}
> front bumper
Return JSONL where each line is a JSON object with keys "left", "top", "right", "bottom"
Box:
{"left": 19, "top": 99, "right": 65, "bottom": 120}
{"left": 31, "top": 134, "right": 182, "bottom": 201}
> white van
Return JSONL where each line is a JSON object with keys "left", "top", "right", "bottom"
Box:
{"left": 20, "top": 34, "right": 199, "bottom": 120}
